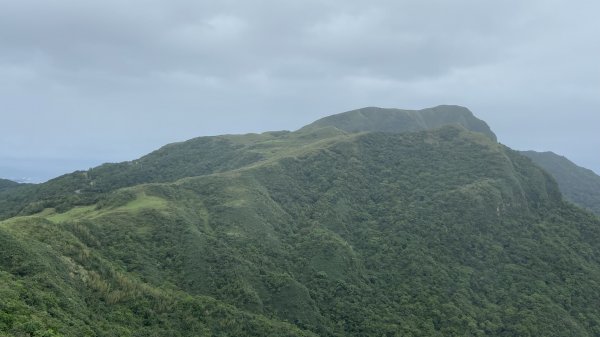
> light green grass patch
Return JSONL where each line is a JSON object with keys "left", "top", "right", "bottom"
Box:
{"left": 46, "top": 205, "right": 99, "bottom": 223}
{"left": 38, "top": 193, "right": 168, "bottom": 224}
{"left": 114, "top": 193, "right": 168, "bottom": 212}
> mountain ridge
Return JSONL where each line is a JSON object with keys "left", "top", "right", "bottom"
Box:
{"left": 0, "top": 179, "right": 19, "bottom": 193}
{"left": 521, "top": 150, "right": 600, "bottom": 215}
{"left": 0, "top": 105, "right": 496, "bottom": 220}
{"left": 2, "top": 106, "right": 600, "bottom": 336}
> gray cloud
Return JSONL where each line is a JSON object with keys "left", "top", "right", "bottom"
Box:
{"left": 1, "top": 0, "right": 599, "bottom": 181}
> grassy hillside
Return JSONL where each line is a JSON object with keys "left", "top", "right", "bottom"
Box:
{"left": 522, "top": 151, "right": 600, "bottom": 215}
{"left": 2, "top": 122, "right": 600, "bottom": 336}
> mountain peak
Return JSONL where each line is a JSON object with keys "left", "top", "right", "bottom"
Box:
{"left": 301, "top": 105, "right": 497, "bottom": 141}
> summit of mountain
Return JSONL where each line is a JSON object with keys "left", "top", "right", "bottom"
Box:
{"left": 300, "top": 105, "right": 497, "bottom": 141}
{"left": 0, "top": 105, "right": 496, "bottom": 220}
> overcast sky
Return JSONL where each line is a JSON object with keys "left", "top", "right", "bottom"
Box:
{"left": 1, "top": 0, "right": 599, "bottom": 182}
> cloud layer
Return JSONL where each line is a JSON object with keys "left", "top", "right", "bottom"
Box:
{"left": 1, "top": 0, "right": 599, "bottom": 181}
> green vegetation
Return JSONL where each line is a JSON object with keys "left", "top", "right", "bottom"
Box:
{"left": 0, "top": 179, "right": 19, "bottom": 192}
{"left": 1, "top": 106, "right": 600, "bottom": 336}
{"left": 522, "top": 151, "right": 600, "bottom": 215}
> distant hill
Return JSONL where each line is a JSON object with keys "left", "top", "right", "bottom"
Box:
{"left": 0, "top": 179, "right": 19, "bottom": 192}
{"left": 521, "top": 151, "right": 600, "bottom": 215}
{"left": 301, "top": 105, "right": 497, "bottom": 141}
{"left": 2, "top": 106, "right": 600, "bottom": 336}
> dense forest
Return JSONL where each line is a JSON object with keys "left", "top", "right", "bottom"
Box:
{"left": 2, "top": 106, "right": 600, "bottom": 336}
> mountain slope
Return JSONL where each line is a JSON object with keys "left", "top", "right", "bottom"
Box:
{"left": 0, "top": 179, "right": 19, "bottom": 192}
{"left": 2, "top": 119, "right": 600, "bottom": 336}
{"left": 522, "top": 151, "right": 600, "bottom": 215}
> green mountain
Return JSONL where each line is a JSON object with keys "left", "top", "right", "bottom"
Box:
{"left": 0, "top": 106, "right": 494, "bottom": 221}
{"left": 0, "top": 179, "right": 19, "bottom": 192}
{"left": 521, "top": 151, "right": 600, "bottom": 215}
{"left": 2, "top": 106, "right": 600, "bottom": 336}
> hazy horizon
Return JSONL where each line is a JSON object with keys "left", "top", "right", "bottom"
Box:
{"left": 2, "top": 0, "right": 599, "bottom": 182}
